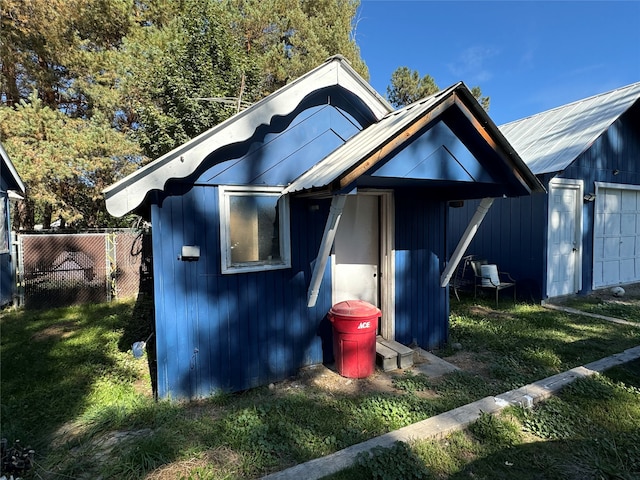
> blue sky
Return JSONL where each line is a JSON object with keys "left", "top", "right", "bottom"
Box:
{"left": 355, "top": 1, "right": 640, "bottom": 125}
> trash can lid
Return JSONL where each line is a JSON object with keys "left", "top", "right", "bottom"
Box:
{"left": 329, "top": 299, "right": 381, "bottom": 318}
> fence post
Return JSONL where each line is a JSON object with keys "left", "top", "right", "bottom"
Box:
{"left": 12, "top": 231, "right": 23, "bottom": 307}
{"left": 106, "top": 231, "right": 117, "bottom": 302}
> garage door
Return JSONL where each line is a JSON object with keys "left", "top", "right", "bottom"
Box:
{"left": 593, "top": 184, "right": 640, "bottom": 288}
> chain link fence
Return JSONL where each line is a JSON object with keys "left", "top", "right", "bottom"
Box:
{"left": 16, "top": 229, "right": 149, "bottom": 309}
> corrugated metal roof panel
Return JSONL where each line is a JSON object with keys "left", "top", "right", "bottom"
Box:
{"left": 500, "top": 82, "right": 640, "bottom": 175}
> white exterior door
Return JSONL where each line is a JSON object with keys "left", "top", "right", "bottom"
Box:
{"left": 332, "top": 195, "right": 380, "bottom": 305}
{"left": 547, "top": 180, "right": 582, "bottom": 298}
{"left": 593, "top": 183, "right": 640, "bottom": 288}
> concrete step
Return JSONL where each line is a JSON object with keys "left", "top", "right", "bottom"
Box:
{"left": 376, "top": 336, "right": 414, "bottom": 370}
{"left": 375, "top": 341, "right": 398, "bottom": 372}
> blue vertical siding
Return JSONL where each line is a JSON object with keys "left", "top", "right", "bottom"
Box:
{"left": 446, "top": 192, "right": 548, "bottom": 300}
{"left": 1, "top": 163, "right": 14, "bottom": 306}
{"left": 394, "top": 192, "right": 448, "bottom": 349}
{"left": 0, "top": 254, "right": 11, "bottom": 306}
{"left": 152, "top": 189, "right": 333, "bottom": 399}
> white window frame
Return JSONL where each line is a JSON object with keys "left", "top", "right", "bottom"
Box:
{"left": 219, "top": 185, "right": 291, "bottom": 274}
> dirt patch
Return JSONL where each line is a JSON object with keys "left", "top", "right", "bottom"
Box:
{"left": 270, "top": 351, "right": 468, "bottom": 399}
{"left": 584, "top": 283, "right": 640, "bottom": 304}
{"left": 468, "top": 305, "right": 513, "bottom": 320}
{"left": 50, "top": 420, "right": 87, "bottom": 449}
{"left": 271, "top": 363, "right": 403, "bottom": 396}
{"left": 440, "top": 350, "right": 490, "bottom": 378}
{"left": 30, "top": 321, "right": 78, "bottom": 342}
{"left": 144, "top": 447, "right": 242, "bottom": 480}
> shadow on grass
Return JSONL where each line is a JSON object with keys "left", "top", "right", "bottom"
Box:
{"left": 0, "top": 302, "right": 137, "bottom": 446}
{"left": 446, "top": 296, "right": 640, "bottom": 380}
{"left": 1, "top": 291, "right": 638, "bottom": 479}
{"left": 326, "top": 367, "right": 640, "bottom": 480}
{"left": 449, "top": 369, "right": 640, "bottom": 480}
{"left": 447, "top": 435, "right": 640, "bottom": 480}
{"left": 328, "top": 435, "right": 639, "bottom": 480}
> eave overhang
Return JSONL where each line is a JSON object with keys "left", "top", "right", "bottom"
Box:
{"left": 1, "top": 142, "right": 25, "bottom": 194}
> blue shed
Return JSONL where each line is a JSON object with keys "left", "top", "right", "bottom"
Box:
{"left": 1, "top": 142, "right": 25, "bottom": 307}
{"left": 105, "top": 56, "right": 542, "bottom": 400}
{"left": 448, "top": 82, "right": 640, "bottom": 300}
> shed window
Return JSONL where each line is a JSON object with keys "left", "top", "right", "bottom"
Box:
{"left": 219, "top": 186, "right": 290, "bottom": 273}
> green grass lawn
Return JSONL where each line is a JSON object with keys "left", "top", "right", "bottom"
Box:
{"left": 1, "top": 295, "right": 639, "bottom": 479}
{"left": 327, "top": 360, "right": 640, "bottom": 480}
{"left": 560, "top": 294, "right": 640, "bottom": 322}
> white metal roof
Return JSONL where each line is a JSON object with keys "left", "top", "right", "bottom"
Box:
{"left": 500, "top": 82, "right": 640, "bottom": 175}
{"left": 1, "top": 142, "right": 25, "bottom": 194}
{"left": 103, "top": 56, "right": 392, "bottom": 217}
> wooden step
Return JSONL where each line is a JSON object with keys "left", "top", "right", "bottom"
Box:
{"left": 376, "top": 336, "right": 414, "bottom": 370}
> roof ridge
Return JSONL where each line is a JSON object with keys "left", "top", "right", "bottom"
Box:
{"left": 501, "top": 81, "right": 640, "bottom": 127}
{"left": 500, "top": 81, "right": 640, "bottom": 175}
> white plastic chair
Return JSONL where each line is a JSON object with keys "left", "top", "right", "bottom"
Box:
{"left": 471, "top": 261, "right": 516, "bottom": 308}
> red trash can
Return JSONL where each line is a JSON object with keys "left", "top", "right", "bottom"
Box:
{"left": 328, "top": 300, "right": 381, "bottom": 378}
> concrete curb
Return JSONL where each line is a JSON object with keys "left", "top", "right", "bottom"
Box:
{"left": 542, "top": 303, "right": 638, "bottom": 326}
{"left": 261, "top": 345, "right": 640, "bottom": 480}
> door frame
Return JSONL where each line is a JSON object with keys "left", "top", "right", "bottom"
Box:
{"left": 546, "top": 178, "right": 583, "bottom": 298}
{"left": 331, "top": 190, "right": 396, "bottom": 340}
{"left": 378, "top": 191, "right": 395, "bottom": 340}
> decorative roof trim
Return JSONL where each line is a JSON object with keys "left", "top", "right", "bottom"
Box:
{"left": 104, "top": 56, "right": 392, "bottom": 217}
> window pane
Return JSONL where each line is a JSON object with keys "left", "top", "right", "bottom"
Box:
{"left": 229, "top": 195, "right": 280, "bottom": 264}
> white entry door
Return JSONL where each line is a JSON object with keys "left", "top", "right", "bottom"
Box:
{"left": 547, "top": 180, "right": 582, "bottom": 298}
{"left": 593, "top": 184, "right": 640, "bottom": 288}
{"left": 332, "top": 195, "right": 379, "bottom": 305}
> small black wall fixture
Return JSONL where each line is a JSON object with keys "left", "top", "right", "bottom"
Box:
{"left": 584, "top": 193, "right": 596, "bottom": 202}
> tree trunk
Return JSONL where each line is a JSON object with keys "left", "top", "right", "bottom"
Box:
{"left": 42, "top": 203, "right": 52, "bottom": 229}
{"left": 1, "top": 60, "right": 20, "bottom": 107}
{"left": 16, "top": 198, "right": 35, "bottom": 230}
